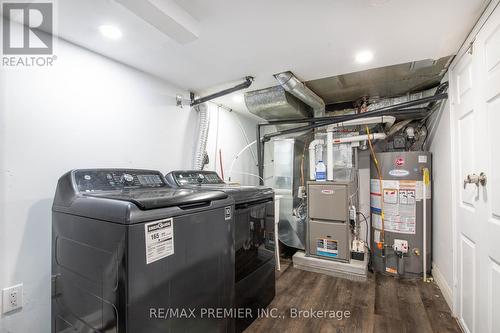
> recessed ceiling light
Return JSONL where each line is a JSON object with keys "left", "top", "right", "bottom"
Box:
{"left": 355, "top": 50, "right": 374, "bottom": 64}
{"left": 232, "top": 94, "right": 244, "bottom": 103}
{"left": 99, "top": 25, "right": 122, "bottom": 40}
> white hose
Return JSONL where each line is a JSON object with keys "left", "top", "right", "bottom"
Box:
{"left": 193, "top": 103, "right": 210, "bottom": 170}
{"left": 227, "top": 140, "right": 257, "bottom": 181}
{"left": 228, "top": 171, "right": 264, "bottom": 183}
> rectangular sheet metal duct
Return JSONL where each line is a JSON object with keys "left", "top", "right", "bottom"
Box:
{"left": 116, "top": 0, "right": 200, "bottom": 44}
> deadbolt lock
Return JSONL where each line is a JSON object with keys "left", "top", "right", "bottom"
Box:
{"left": 463, "top": 172, "right": 487, "bottom": 189}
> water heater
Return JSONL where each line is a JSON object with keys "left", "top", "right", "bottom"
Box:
{"left": 370, "top": 151, "right": 431, "bottom": 277}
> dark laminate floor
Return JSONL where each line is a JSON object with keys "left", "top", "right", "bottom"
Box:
{"left": 245, "top": 261, "right": 461, "bottom": 333}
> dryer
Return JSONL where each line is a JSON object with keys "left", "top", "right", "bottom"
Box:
{"left": 52, "top": 169, "right": 234, "bottom": 333}
{"left": 165, "top": 170, "right": 276, "bottom": 333}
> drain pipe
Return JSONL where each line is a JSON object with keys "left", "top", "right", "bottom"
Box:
{"left": 274, "top": 71, "right": 325, "bottom": 118}
{"left": 331, "top": 133, "right": 387, "bottom": 144}
{"left": 422, "top": 167, "right": 430, "bottom": 282}
{"left": 326, "top": 116, "right": 396, "bottom": 131}
{"left": 308, "top": 139, "right": 324, "bottom": 180}
{"left": 326, "top": 131, "right": 333, "bottom": 181}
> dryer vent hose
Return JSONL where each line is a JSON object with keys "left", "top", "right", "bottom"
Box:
{"left": 193, "top": 103, "right": 210, "bottom": 170}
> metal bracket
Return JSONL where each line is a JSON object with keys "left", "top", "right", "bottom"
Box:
{"left": 190, "top": 76, "right": 254, "bottom": 107}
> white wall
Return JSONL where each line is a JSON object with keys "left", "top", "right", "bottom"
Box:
{"left": 0, "top": 36, "right": 258, "bottom": 332}
{"left": 428, "top": 96, "right": 454, "bottom": 306}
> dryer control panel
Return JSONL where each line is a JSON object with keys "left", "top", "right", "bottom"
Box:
{"left": 74, "top": 169, "right": 167, "bottom": 192}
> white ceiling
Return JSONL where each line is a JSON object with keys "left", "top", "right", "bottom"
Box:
{"left": 54, "top": 0, "right": 488, "bottom": 112}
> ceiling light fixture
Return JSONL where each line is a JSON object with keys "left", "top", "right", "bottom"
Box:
{"left": 355, "top": 50, "right": 374, "bottom": 64}
{"left": 99, "top": 25, "right": 122, "bottom": 40}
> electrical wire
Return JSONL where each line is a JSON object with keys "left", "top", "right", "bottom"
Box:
{"left": 357, "top": 211, "right": 373, "bottom": 273}
{"left": 357, "top": 211, "right": 369, "bottom": 245}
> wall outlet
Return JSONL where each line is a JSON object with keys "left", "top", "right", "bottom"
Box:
{"left": 2, "top": 284, "right": 23, "bottom": 314}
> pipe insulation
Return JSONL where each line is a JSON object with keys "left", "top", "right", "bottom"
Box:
{"left": 274, "top": 71, "right": 325, "bottom": 118}
{"left": 192, "top": 103, "right": 210, "bottom": 170}
{"left": 308, "top": 139, "right": 324, "bottom": 180}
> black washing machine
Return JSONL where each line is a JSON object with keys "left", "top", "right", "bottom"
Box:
{"left": 52, "top": 169, "right": 235, "bottom": 333}
{"left": 165, "top": 170, "right": 276, "bottom": 333}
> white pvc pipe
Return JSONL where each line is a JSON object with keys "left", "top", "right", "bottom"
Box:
{"left": 227, "top": 140, "right": 256, "bottom": 181}
{"left": 423, "top": 169, "right": 427, "bottom": 282}
{"left": 326, "top": 116, "right": 396, "bottom": 131}
{"left": 274, "top": 195, "right": 282, "bottom": 271}
{"left": 326, "top": 131, "right": 333, "bottom": 181}
{"left": 308, "top": 139, "right": 324, "bottom": 180}
{"left": 331, "top": 133, "right": 387, "bottom": 144}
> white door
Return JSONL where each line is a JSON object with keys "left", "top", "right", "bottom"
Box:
{"left": 451, "top": 5, "right": 500, "bottom": 333}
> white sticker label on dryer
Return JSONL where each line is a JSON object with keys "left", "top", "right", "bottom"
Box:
{"left": 145, "top": 218, "right": 174, "bottom": 264}
{"left": 225, "top": 206, "right": 232, "bottom": 220}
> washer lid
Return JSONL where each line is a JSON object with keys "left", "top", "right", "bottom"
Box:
{"left": 84, "top": 188, "right": 228, "bottom": 210}
{"left": 165, "top": 170, "right": 274, "bottom": 204}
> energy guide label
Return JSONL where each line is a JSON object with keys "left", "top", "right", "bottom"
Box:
{"left": 317, "top": 238, "right": 338, "bottom": 258}
{"left": 145, "top": 218, "right": 174, "bottom": 264}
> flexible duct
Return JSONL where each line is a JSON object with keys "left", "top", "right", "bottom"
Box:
{"left": 308, "top": 139, "right": 324, "bottom": 180}
{"left": 192, "top": 103, "right": 210, "bottom": 170}
{"left": 274, "top": 71, "right": 325, "bottom": 118}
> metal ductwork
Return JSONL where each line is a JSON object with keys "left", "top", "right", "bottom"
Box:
{"left": 244, "top": 85, "right": 312, "bottom": 121}
{"left": 274, "top": 71, "right": 326, "bottom": 118}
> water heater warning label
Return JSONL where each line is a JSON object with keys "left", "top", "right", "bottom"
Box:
{"left": 370, "top": 179, "right": 417, "bottom": 234}
{"left": 145, "top": 218, "right": 174, "bottom": 264}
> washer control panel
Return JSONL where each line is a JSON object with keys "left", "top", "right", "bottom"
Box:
{"left": 74, "top": 169, "right": 166, "bottom": 192}
{"left": 168, "top": 170, "right": 225, "bottom": 186}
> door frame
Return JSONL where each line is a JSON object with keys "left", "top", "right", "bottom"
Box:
{"left": 448, "top": 0, "right": 500, "bottom": 319}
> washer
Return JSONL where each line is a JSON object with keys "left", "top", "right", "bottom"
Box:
{"left": 165, "top": 170, "right": 276, "bottom": 333}
{"left": 52, "top": 169, "right": 235, "bottom": 333}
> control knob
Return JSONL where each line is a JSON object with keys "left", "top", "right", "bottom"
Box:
{"left": 121, "top": 173, "right": 134, "bottom": 185}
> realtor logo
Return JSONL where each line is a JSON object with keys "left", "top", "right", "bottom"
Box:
{"left": 2, "top": 2, "right": 53, "bottom": 55}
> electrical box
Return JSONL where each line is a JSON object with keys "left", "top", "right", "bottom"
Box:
{"left": 393, "top": 239, "right": 409, "bottom": 254}
{"left": 307, "top": 181, "right": 354, "bottom": 262}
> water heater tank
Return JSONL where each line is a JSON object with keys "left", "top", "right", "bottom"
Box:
{"left": 370, "top": 151, "right": 431, "bottom": 277}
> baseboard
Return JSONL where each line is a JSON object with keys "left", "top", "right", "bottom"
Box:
{"left": 431, "top": 263, "right": 453, "bottom": 311}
